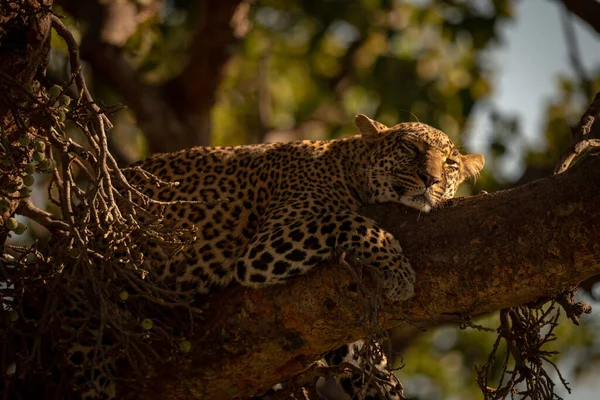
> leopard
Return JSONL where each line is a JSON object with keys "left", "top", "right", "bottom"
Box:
{"left": 318, "top": 339, "right": 404, "bottom": 400}
{"left": 69, "top": 114, "right": 484, "bottom": 399}
{"left": 257, "top": 339, "right": 403, "bottom": 400}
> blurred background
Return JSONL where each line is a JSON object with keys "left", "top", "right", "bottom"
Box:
{"left": 29, "top": 0, "right": 600, "bottom": 398}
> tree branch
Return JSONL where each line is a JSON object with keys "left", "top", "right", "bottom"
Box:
{"left": 161, "top": 0, "right": 246, "bottom": 149}
{"left": 121, "top": 152, "right": 600, "bottom": 399}
{"left": 16, "top": 198, "right": 69, "bottom": 232}
{"left": 58, "top": 0, "right": 246, "bottom": 152}
{"left": 559, "top": 0, "right": 600, "bottom": 35}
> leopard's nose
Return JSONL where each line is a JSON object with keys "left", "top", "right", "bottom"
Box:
{"left": 417, "top": 172, "right": 441, "bottom": 188}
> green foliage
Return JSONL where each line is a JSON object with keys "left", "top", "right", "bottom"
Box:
{"left": 212, "top": 0, "right": 512, "bottom": 145}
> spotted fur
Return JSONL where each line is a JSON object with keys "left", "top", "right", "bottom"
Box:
{"left": 72, "top": 115, "right": 484, "bottom": 398}
{"left": 125, "top": 115, "right": 483, "bottom": 299}
{"left": 319, "top": 339, "right": 404, "bottom": 400}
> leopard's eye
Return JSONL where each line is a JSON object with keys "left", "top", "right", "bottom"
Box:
{"left": 445, "top": 158, "right": 458, "bottom": 166}
{"left": 402, "top": 142, "right": 418, "bottom": 153}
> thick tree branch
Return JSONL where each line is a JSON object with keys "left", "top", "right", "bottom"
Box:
{"left": 121, "top": 152, "right": 600, "bottom": 399}
{"left": 559, "top": 0, "right": 600, "bottom": 35}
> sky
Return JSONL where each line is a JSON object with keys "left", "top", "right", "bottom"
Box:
{"left": 469, "top": 0, "right": 600, "bottom": 180}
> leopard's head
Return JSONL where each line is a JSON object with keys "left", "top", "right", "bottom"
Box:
{"left": 356, "top": 114, "right": 484, "bottom": 212}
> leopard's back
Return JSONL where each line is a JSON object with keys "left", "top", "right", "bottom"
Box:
{"left": 123, "top": 139, "right": 363, "bottom": 291}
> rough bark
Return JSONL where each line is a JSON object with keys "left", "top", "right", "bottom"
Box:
{"left": 122, "top": 152, "right": 600, "bottom": 399}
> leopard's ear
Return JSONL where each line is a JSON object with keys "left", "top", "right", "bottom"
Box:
{"left": 355, "top": 114, "right": 388, "bottom": 142}
{"left": 460, "top": 153, "right": 485, "bottom": 180}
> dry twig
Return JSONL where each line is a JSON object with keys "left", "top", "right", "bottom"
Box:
{"left": 554, "top": 92, "right": 600, "bottom": 174}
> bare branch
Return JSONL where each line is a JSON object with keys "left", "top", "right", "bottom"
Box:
{"left": 16, "top": 198, "right": 69, "bottom": 232}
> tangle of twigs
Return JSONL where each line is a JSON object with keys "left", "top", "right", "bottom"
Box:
{"left": 0, "top": 7, "right": 204, "bottom": 399}
{"left": 476, "top": 303, "right": 571, "bottom": 400}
